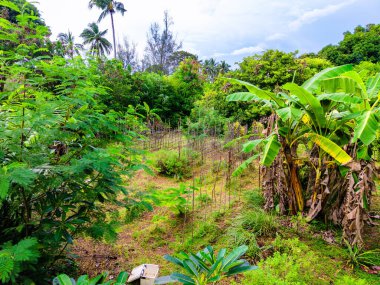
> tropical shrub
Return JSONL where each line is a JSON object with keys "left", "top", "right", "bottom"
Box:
{"left": 157, "top": 183, "right": 194, "bottom": 215}
{"left": 0, "top": 3, "right": 145, "bottom": 281}
{"left": 164, "top": 245, "right": 257, "bottom": 285}
{"left": 154, "top": 149, "right": 195, "bottom": 179}
{"left": 241, "top": 237, "right": 335, "bottom": 285}
{"left": 186, "top": 104, "right": 228, "bottom": 138}
{"left": 53, "top": 271, "right": 128, "bottom": 285}
{"left": 238, "top": 210, "right": 278, "bottom": 237}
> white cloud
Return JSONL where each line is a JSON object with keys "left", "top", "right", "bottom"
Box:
{"left": 231, "top": 45, "right": 265, "bottom": 56}
{"left": 34, "top": 0, "right": 376, "bottom": 64}
{"left": 289, "top": 0, "right": 357, "bottom": 30}
{"left": 265, "top": 33, "right": 286, "bottom": 41}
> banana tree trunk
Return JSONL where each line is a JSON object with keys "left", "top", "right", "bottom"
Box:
{"left": 283, "top": 146, "right": 304, "bottom": 213}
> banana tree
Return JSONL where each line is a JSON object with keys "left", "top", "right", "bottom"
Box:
{"left": 226, "top": 65, "right": 379, "bottom": 246}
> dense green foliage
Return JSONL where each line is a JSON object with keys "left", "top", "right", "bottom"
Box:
{"left": 164, "top": 245, "right": 257, "bottom": 285}
{"left": 0, "top": 238, "right": 40, "bottom": 283}
{"left": 319, "top": 24, "right": 380, "bottom": 65}
{"left": 54, "top": 271, "right": 128, "bottom": 285}
{"left": 154, "top": 149, "right": 199, "bottom": 179}
{"left": 95, "top": 57, "right": 204, "bottom": 126}
{"left": 239, "top": 237, "right": 368, "bottom": 285}
{"left": 197, "top": 50, "right": 332, "bottom": 123}
{"left": 0, "top": 3, "right": 146, "bottom": 282}
{"left": 228, "top": 64, "right": 380, "bottom": 247}
{"left": 1, "top": 0, "right": 380, "bottom": 283}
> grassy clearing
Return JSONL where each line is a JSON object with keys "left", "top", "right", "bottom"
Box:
{"left": 68, "top": 145, "right": 379, "bottom": 284}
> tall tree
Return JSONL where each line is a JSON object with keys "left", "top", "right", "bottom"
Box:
{"left": 57, "top": 31, "right": 83, "bottom": 58}
{"left": 117, "top": 37, "right": 138, "bottom": 70}
{"left": 319, "top": 24, "right": 380, "bottom": 65}
{"left": 88, "top": 0, "right": 127, "bottom": 58}
{"left": 218, "top": 60, "right": 231, "bottom": 74}
{"left": 168, "top": 50, "right": 198, "bottom": 73}
{"left": 203, "top": 58, "right": 218, "bottom": 82}
{"left": 143, "top": 10, "right": 182, "bottom": 74}
{"left": 80, "top": 22, "right": 112, "bottom": 57}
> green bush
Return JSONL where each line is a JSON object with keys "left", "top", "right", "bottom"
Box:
{"left": 334, "top": 275, "right": 368, "bottom": 285}
{"left": 241, "top": 237, "right": 334, "bottom": 285}
{"left": 245, "top": 190, "right": 265, "bottom": 209}
{"left": 196, "top": 194, "right": 212, "bottom": 205}
{"left": 227, "top": 227, "right": 263, "bottom": 259}
{"left": 239, "top": 209, "right": 279, "bottom": 237}
{"left": 154, "top": 149, "right": 199, "bottom": 179}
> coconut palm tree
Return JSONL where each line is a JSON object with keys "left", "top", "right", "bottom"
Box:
{"left": 203, "top": 58, "right": 218, "bottom": 82}
{"left": 88, "top": 0, "right": 127, "bottom": 59}
{"left": 218, "top": 60, "right": 231, "bottom": 74}
{"left": 80, "top": 22, "right": 112, "bottom": 57}
{"left": 57, "top": 31, "right": 83, "bottom": 58}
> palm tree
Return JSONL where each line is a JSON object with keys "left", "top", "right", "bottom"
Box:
{"left": 57, "top": 31, "right": 83, "bottom": 58}
{"left": 88, "top": 0, "right": 127, "bottom": 59}
{"left": 218, "top": 60, "right": 231, "bottom": 74}
{"left": 203, "top": 58, "right": 218, "bottom": 82}
{"left": 80, "top": 22, "right": 112, "bottom": 57}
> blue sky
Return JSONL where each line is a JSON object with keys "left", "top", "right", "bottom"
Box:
{"left": 36, "top": 0, "right": 380, "bottom": 65}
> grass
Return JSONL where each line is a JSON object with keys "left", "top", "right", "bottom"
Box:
{"left": 68, "top": 145, "right": 379, "bottom": 284}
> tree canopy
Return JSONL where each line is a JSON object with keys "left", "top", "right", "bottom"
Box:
{"left": 319, "top": 24, "right": 380, "bottom": 65}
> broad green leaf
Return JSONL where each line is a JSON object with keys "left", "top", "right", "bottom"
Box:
{"left": 302, "top": 64, "right": 353, "bottom": 93}
{"left": 232, "top": 154, "right": 259, "bottom": 177}
{"left": 116, "top": 271, "right": 129, "bottom": 283}
{"left": 260, "top": 135, "right": 281, "bottom": 167}
{"left": 189, "top": 253, "right": 209, "bottom": 273}
{"left": 170, "top": 273, "right": 196, "bottom": 285}
{"left": 366, "top": 73, "right": 380, "bottom": 99}
{"left": 206, "top": 256, "right": 224, "bottom": 278}
{"left": 221, "top": 245, "right": 248, "bottom": 270}
{"left": 76, "top": 275, "right": 89, "bottom": 285}
{"left": 164, "top": 254, "right": 183, "bottom": 267}
{"left": 353, "top": 111, "right": 378, "bottom": 146}
{"left": 283, "top": 83, "right": 326, "bottom": 128}
{"left": 305, "top": 133, "right": 352, "bottom": 164}
{"left": 89, "top": 273, "right": 104, "bottom": 285}
{"left": 183, "top": 259, "right": 199, "bottom": 277}
{"left": 226, "top": 78, "right": 284, "bottom": 107}
{"left": 321, "top": 77, "right": 360, "bottom": 97}
{"left": 226, "top": 263, "right": 258, "bottom": 276}
{"left": 276, "top": 107, "right": 303, "bottom": 121}
{"left": 204, "top": 246, "right": 215, "bottom": 263}
{"left": 357, "top": 146, "right": 371, "bottom": 161}
{"left": 341, "top": 71, "right": 367, "bottom": 96}
{"left": 317, "top": 93, "right": 363, "bottom": 104}
{"left": 55, "top": 274, "right": 73, "bottom": 285}
{"left": 242, "top": 139, "right": 263, "bottom": 153}
{"left": 226, "top": 92, "right": 261, "bottom": 102}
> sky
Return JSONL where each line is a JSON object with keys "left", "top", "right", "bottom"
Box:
{"left": 35, "top": 0, "right": 380, "bottom": 65}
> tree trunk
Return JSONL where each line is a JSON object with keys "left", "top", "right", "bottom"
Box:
{"left": 283, "top": 147, "right": 304, "bottom": 213}
{"left": 110, "top": 12, "right": 117, "bottom": 59}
